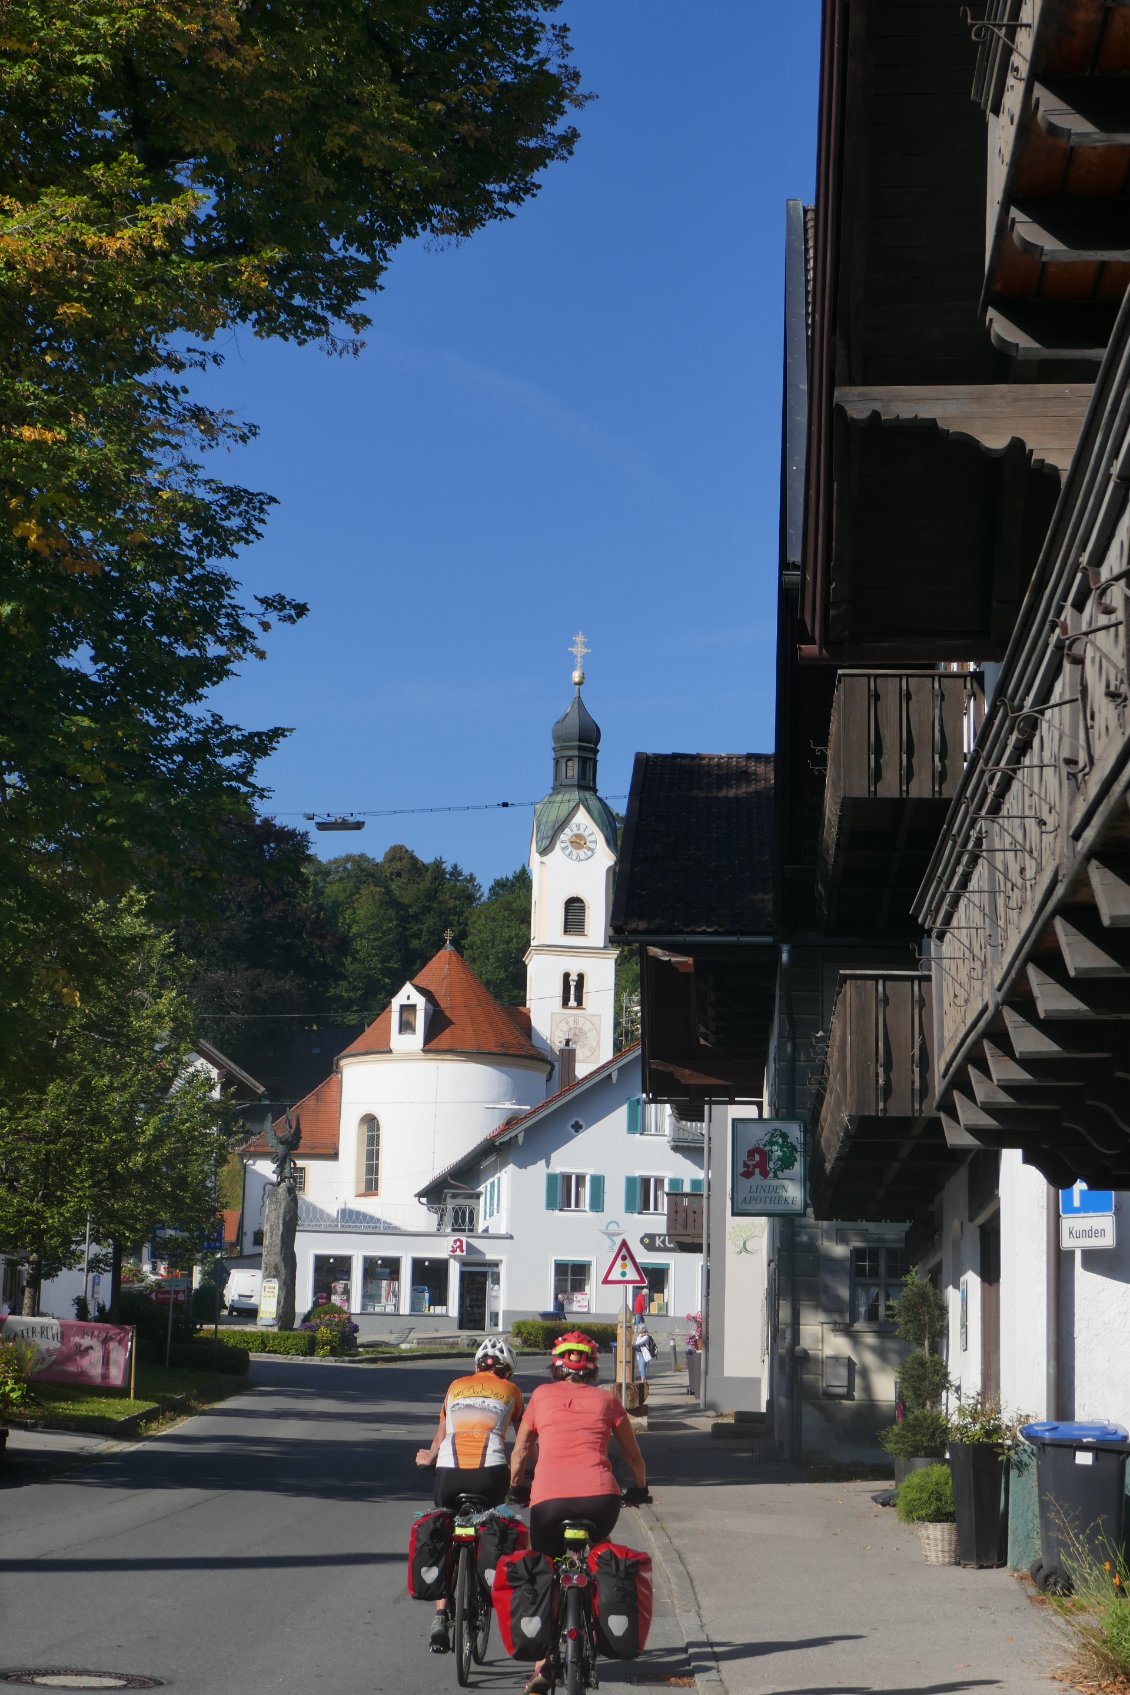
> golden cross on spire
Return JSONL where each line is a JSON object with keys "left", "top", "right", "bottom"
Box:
{"left": 570, "top": 631, "right": 590, "bottom": 686}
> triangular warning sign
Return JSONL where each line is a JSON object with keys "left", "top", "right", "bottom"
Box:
{"left": 600, "top": 1237, "right": 647, "bottom": 1287}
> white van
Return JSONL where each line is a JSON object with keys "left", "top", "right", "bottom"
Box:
{"left": 224, "top": 1269, "right": 262, "bottom": 1316}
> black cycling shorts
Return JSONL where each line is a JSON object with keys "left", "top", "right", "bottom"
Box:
{"left": 433, "top": 1464, "right": 509, "bottom": 1511}
{"left": 530, "top": 1493, "right": 621, "bottom": 1558}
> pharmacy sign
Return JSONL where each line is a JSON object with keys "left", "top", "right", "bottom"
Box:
{"left": 731, "top": 1119, "right": 806, "bottom": 1216}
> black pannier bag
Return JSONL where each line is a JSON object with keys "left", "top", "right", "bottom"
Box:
{"left": 586, "top": 1542, "right": 653, "bottom": 1658}
{"left": 407, "top": 1508, "right": 453, "bottom": 1600}
{"left": 476, "top": 1509, "right": 529, "bottom": 1591}
{"left": 491, "top": 1548, "right": 556, "bottom": 1660}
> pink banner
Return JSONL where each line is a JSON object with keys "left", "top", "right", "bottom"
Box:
{"left": 0, "top": 1315, "right": 133, "bottom": 1390}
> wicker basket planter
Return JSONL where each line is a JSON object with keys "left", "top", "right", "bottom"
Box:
{"left": 918, "top": 1521, "right": 958, "bottom": 1565}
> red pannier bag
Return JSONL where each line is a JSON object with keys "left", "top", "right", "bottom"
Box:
{"left": 586, "top": 1542, "right": 653, "bottom": 1659}
{"left": 407, "top": 1508, "right": 453, "bottom": 1600}
{"left": 477, "top": 1508, "right": 529, "bottom": 1591}
{"left": 491, "top": 1548, "right": 556, "bottom": 1660}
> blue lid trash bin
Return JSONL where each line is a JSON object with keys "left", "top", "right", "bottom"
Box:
{"left": 1020, "top": 1421, "right": 1130, "bottom": 1595}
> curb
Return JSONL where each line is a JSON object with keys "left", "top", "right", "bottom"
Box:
{"left": 635, "top": 1500, "right": 727, "bottom": 1693}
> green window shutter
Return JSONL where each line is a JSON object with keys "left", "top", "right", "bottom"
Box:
{"left": 626, "top": 1097, "right": 642, "bottom": 1135}
{"left": 588, "top": 1174, "right": 605, "bottom": 1213}
{"left": 690, "top": 1178, "right": 705, "bottom": 1195}
{"left": 667, "top": 1177, "right": 684, "bottom": 1195}
{"left": 624, "top": 1176, "right": 640, "bottom": 1214}
{"left": 545, "top": 1172, "right": 561, "bottom": 1211}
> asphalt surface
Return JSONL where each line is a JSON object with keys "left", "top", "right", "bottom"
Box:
{"left": 0, "top": 1358, "right": 1073, "bottom": 1695}
{"left": 0, "top": 1358, "right": 686, "bottom": 1695}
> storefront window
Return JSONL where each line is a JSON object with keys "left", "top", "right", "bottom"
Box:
{"left": 312, "top": 1253, "right": 353, "bottom": 1311}
{"left": 553, "top": 1260, "right": 592, "bottom": 1313}
{"left": 409, "top": 1258, "right": 450, "bottom": 1314}
{"left": 360, "top": 1256, "right": 401, "bottom": 1313}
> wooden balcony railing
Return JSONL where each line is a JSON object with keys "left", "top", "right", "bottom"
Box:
{"left": 819, "top": 670, "right": 981, "bottom": 926}
{"left": 665, "top": 1192, "right": 703, "bottom": 1247}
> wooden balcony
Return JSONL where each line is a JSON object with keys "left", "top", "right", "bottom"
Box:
{"left": 665, "top": 1192, "right": 703, "bottom": 1250}
{"left": 979, "top": 0, "right": 1130, "bottom": 363}
{"left": 811, "top": 972, "right": 959, "bottom": 1223}
{"left": 919, "top": 292, "right": 1130, "bottom": 1188}
{"left": 819, "top": 670, "right": 982, "bottom": 930}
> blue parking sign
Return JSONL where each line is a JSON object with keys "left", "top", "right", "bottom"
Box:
{"left": 1060, "top": 1183, "right": 1115, "bottom": 1216}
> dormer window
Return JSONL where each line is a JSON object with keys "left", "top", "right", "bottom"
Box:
{"left": 563, "top": 897, "right": 587, "bottom": 936}
{"left": 391, "top": 981, "right": 428, "bottom": 1050}
{"left": 398, "top": 1004, "right": 417, "bottom": 1036}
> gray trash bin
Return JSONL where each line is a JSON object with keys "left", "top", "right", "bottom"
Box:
{"left": 1020, "top": 1420, "right": 1130, "bottom": 1594}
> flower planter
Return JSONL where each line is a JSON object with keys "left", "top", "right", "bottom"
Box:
{"left": 685, "top": 1349, "right": 701, "bottom": 1397}
{"left": 918, "top": 1521, "right": 958, "bottom": 1565}
{"left": 949, "top": 1442, "right": 1009, "bottom": 1567}
{"left": 893, "top": 1455, "right": 940, "bottom": 1487}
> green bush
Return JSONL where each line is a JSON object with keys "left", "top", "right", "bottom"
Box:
{"left": 510, "top": 1321, "right": 618, "bottom": 1351}
{"left": 191, "top": 1285, "right": 223, "bottom": 1327}
{"left": 166, "top": 1341, "right": 250, "bottom": 1375}
{"left": 879, "top": 1409, "right": 949, "bottom": 1459}
{"left": 896, "top": 1464, "right": 954, "bottom": 1524}
{"left": 899, "top": 1352, "right": 951, "bottom": 1411}
{"left": 0, "top": 1339, "right": 41, "bottom": 1416}
{"left": 890, "top": 1272, "right": 947, "bottom": 1352}
{"left": 118, "top": 1290, "right": 195, "bottom": 1347}
{"left": 214, "top": 1328, "right": 314, "bottom": 1356}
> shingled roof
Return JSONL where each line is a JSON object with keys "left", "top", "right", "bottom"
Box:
{"left": 611, "top": 754, "right": 775, "bottom": 939}
{"left": 338, "top": 946, "right": 549, "bottom": 1066}
{"left": 244, "top": 1071, "right": 343, "bottom": 1159}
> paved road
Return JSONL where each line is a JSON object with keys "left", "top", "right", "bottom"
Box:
{"left": 0, "top": 1358, "right": 674, "bottom": 1695}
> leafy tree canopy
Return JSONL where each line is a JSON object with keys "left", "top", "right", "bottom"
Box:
{"left": 0, "top": 894, "right": 237, "bottom": 1311}
{"left": 465, "top": 867, "right": 532, "bottom": 1005}
{"left": 0, "top": 0, "right": 585, "bottom": 1041}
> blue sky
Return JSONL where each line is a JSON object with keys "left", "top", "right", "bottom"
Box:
{"left": 209, "top": 3, "right": 821, "bottom": 891}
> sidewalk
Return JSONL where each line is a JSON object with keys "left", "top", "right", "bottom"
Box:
{"left": 0, "top": 1422, "right": 121, "bottom": 1486}
{"left": 632, "top": 1370, "right": 1072, "bottom": 1695}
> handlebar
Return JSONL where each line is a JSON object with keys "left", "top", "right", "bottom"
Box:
{"left": 621, "top": 1484, "right": 652, "bottom": 1506}
{"left": 506, "top": 1482, "right": 530, "bottom": 1506}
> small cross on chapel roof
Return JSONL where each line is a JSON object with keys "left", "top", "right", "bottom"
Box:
{"left": 570, "top": 630, "right": 590, "bottom": 687}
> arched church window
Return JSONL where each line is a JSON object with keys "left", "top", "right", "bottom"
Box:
{"left": 563, "top": 897, "right": 587, "bottom": 936}
{"left": 358, "top": 1115, "right": 380, "bottom": 1195}
{"left": 561, "top": 971, "right": 586, "bottom": 1008}
{"left": 564, "top": 758, "right": 576, "bottom": 780}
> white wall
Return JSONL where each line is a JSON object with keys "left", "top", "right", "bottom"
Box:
{"left": 526, "top": 801, "right": 618, "bottom": 1073}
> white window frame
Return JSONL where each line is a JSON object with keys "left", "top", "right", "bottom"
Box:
{"left": 559, "top": 1172, "right": 587, "bottom": 1211}
{"left": 553, "top": 1258, "right": 594, "bottom": 1314}
{"left": 638, "top": 1176, "right": 667, "bottom": 1214}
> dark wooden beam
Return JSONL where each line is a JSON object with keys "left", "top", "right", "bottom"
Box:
{"left": 1027, "top": 959, "right": 1130, "bottom": 1021}
{"left": 1053, "top": 909, "right": 1130, "bottom": 978}
{"left": 1088, "top": 858, "right": 1130, "bottom": 928}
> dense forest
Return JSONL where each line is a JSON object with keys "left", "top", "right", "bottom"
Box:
{"left": 177, "top": 820, "right": 640, "bottom": 1096}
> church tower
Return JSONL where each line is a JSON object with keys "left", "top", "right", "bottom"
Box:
{"left": 526, "top": 636, "right": 620, "bottom": 1078}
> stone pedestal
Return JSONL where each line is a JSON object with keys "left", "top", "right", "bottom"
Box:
{"left": 261, "top": 1184, "right": 298, "bottom": 1330}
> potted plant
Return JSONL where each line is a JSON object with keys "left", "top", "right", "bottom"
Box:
{"left": 896, "top": 1462, "right": 958, "bottom": 1565}
{"left": 684, "top": 1312, "right": 702, "bottom": 1397}
{"left": 878, "top": 1272, "right": 951, "bottom": 1482}
{"left": 947, "top": 1395, "right": 1025, "bottom": 1568}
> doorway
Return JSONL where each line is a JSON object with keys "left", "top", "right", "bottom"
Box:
{"left": 640, "top": 1264, "right": 670, "bottom": 1315}
{"left": 458, "top": 1264, "right": 500, "bottom": 1331}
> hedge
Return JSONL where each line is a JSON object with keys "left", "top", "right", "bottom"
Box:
{"left": 511, "top": 1321, "right": 619, "bottom": 1351}
{"left": 166, "top": 1341, "right": 250, "bottom": 1375}
{"left": 212, "top": 1328, "right": 315, "bottom": 1356}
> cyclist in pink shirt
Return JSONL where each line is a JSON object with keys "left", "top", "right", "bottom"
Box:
{"left": 508, "top": 1331, "right": 649, "bottom": 1695}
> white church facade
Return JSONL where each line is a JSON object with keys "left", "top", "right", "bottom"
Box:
{"left": 238, "top": 655, "right": 705, "bottom": 1334}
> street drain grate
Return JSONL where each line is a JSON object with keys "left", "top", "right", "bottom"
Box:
{"left": 0, "top": 1675, "right": 162, "bottom": 1690}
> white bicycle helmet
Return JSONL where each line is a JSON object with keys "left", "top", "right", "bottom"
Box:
{"left": 475, "top": 1335, "right": 516, "bottom": 1378}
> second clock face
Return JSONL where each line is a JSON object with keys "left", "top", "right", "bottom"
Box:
{"left": 554, "top": 1013, "right": 599, "bottom": 1060}
{"left": 560, "top": 822, "right": 597, "bottom": 861}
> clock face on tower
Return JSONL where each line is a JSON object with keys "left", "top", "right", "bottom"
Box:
{"left": 553, "top": 1012, "right": 599, "bottom": 1061}
{"left": 559, "top": 821, "right": 597, "bottom": 862}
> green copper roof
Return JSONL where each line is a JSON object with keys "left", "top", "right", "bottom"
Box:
{"left": 533, "top": 790, "right": 620, "bottom": 858}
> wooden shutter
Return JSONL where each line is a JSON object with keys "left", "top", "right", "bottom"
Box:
{"left": 624, "top": 1176, "right": 640, "bottom": 1213}
{"left": 667, "top": 1177, "right": 684, "bottom": 1194}
{"left": 626, "top": 1097, "right": 642, "bottom": 1135}
{"left": 588, "top": 1174, "right": 605, "bottom": 1212}
{"left": 690, "top": 1178, "right": 704, "bottom": 1194}
{"left": 545, "top": 1172, "right": 561, "bottom": 1211}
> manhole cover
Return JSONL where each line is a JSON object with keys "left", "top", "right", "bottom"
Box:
{"left": 0, "top": 1675, "right": 161, "bottom": 1690}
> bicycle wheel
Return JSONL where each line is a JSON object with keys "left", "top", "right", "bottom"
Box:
{"left": 471, "top": 1571, "right": 491, "bottom": 1664}
{"left": 454, "top": 1544, "right": 475, "bottom": 1687}
{"left": 564, "top": 1587, "right": 586, "bottom": 1695}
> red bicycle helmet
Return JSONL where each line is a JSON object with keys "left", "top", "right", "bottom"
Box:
{"left": 550, "top": 1330, "right": 600, "bottom": 1381}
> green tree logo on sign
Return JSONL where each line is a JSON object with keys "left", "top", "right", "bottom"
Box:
{"left": 740, "top": 1128, "right": 798, "bottom": 1181}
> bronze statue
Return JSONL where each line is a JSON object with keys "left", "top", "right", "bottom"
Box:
{"left": 265, "top": 1108, "right": 302, "bottom": 1190}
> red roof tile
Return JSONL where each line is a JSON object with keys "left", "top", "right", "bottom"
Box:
{"left": 338, "top": 948, "right": 549, "bottom": 1066}
{"left": 244, "top": 1072, "right": 342, "bottom": 1159}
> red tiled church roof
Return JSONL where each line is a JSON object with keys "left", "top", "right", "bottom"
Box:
{"left": 338, "top": 947, "right": 549, "bottom": 1066}
{"left": 244, "top": 1071, "right": 342, "bottom": 1158}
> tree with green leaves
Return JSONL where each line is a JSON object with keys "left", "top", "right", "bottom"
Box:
{"left": 0, "top": 0, "right": 586, "bottom": 1047}
{"left": 310, "top": 846, "right": 481, "bottom": 1019}
{"left": 465, "top": 868, "right": 532, "bottom": 1004}
{"left": 0, "top": 895, "right": 236, "bottom": 1315}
